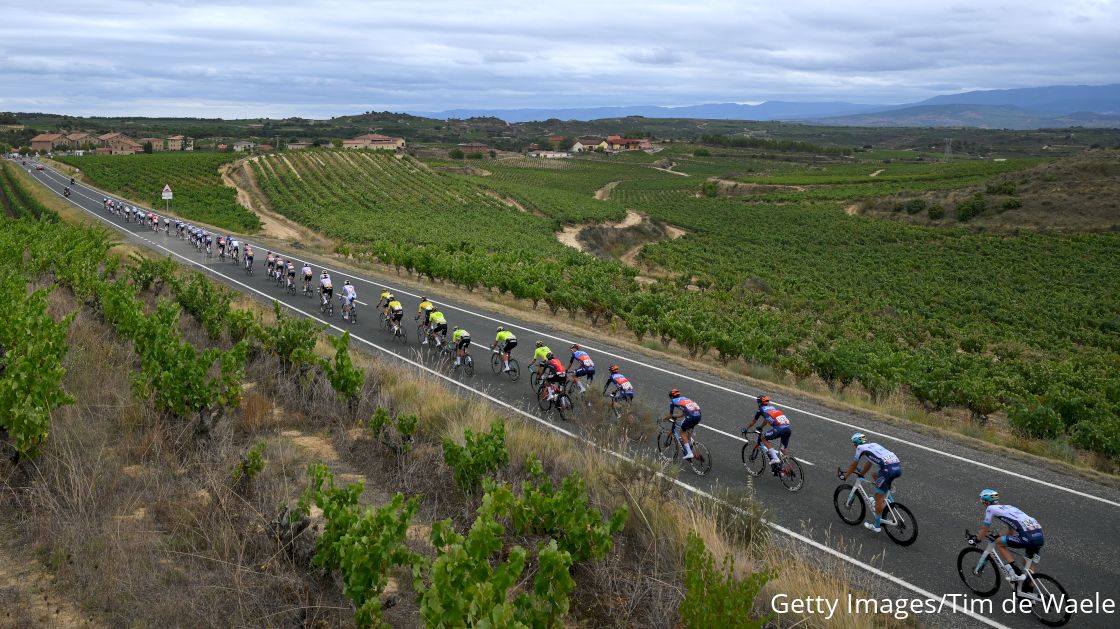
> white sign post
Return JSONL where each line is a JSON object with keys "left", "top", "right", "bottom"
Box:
{"left": 161, "top": 184, "right": 172, "bottom": 212}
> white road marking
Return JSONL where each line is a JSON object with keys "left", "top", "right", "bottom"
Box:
{"left": 34, "top": 162, "right": 1119, "bottom": 510}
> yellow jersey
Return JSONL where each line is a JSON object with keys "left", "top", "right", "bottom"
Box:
{"left": 533, "top": 346, "right": 552, "bottom": 363}
{"left": 418, "top": 300, "right": 434, "bottom": 315}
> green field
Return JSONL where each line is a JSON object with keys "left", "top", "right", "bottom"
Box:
{"left": 74, "top": 148, "right": 1120, "bottom": 458}
{"left": 56, "top": 152, "right": 260, "bottom": 231}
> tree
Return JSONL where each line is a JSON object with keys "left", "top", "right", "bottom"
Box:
{"left": 488, "top": 149, "right": 497, "bottom": 159}
{"left": 143, "top": 141, "right": 153, "bottom": 154}
{"left": 448, "top": 148, "right": 464, "bottom": 159}
{"left": 331, "top": 138, "right": 343, "bottom": 148}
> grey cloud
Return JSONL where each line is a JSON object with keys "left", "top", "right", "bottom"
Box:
{"left": 625, "top": 48, "right": 682, "bottom": 66}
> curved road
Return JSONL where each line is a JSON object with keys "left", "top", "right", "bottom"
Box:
{"left": 18, "top": 160, "right": 1120, "bottom": 628}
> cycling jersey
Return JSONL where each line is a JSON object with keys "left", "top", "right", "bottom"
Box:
{"left": 342, "top": 285, "right": 357, "bottom": 301}
{"left": 669, "top": 395, "right": 701, "bottom": 419}
{"left": 452, "top": 329, "right": 470, "bottom": 343}
{"left": 495, "top": 330, "right": 516, "bottom": 344}
{"left": 286, "top": 263, "right": 295, "bottom": 275}
{"left": 429, "top": 311, "right": 446, "bottom": 326}
{"left": 302, "top": 266, "right": 312, "bottom": 277}
{"left": 388, "top": 300, "right": 403, "bottom": 312}
{"left": 320, "top": 277, "right": 332, "bottom": 289}
{"left": 569, "top": 350, "right": 594, "bottom": 370}
{"left": 229, "top": 240, "right": 239, "bottom": 250}
{"left": 545, "top": 357, "right": 566, "bottom": 375}
{"left": 604, "top": 373, "right": 634, "bottom": 396}
{"left": 983, "top": 505, "right": 1043, "bottom": 536}
{"left": 854, "top": 443, "right": 899, "bottom": 468}
{"left": 533, "top": 346, "right": 552, "bottom": 363}
{"left": 417, "top": 300, "right": 434, "bottom": 315}
{"left": 379, "top": 291, "right": 392, "bottom": 305}
{"left": 754, "top": 404, "right": 790, "bottom": 427}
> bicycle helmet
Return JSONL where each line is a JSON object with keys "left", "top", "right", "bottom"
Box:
{"left": 758, "top": 395, "right": 770, "bottom": 405}
{"left": 453, "top": 325, "right": 460, "bottom": 331}
{"left": 545, "top": 352, "right": 554, "bottom": 359}
{"left": 570, "top": 343, "right": 581, "bottom": 351}
{"left": 345, "top": 280, "right": 351, "bottom": 286}
{"left": 851, "top": 432, "right": 867, "bottom": 445}
{"left": 421, "top": 296, "right": 428, "bottom": 301}
{"left": 609, "top": 365, "right": 620, "bottom": 374}
{"left": 669, "top": 388, "right": 680, "bottom": 397}
{"left": 496, "top": 326, "right": 504, "bottom": 333}
{"left": 535, "top": 340, "right": 544, "bottom": 348}
{"left": 980, "top": 489, "right": 1000, "bottom": 504}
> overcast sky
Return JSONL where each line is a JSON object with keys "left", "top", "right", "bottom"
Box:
{"left": 2, "top": 0, "right": 1117, "bottom": 118}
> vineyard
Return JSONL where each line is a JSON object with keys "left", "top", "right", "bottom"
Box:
{"left": 55, "top": 152, "right": 260, "bottom": 231}
{"left": 247, "top": 148, "right": 1120, "bottom": 459}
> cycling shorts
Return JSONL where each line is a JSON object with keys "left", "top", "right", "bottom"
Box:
{"left": 1002, "top": 531, "right": 1044, "bottom": 558}
{"left": 501, "top": 339, "right": 517, "bottom": 352}
{"left": 764, "top": 425, "right": 792, "bottom": 448}
{"left": 874, "top": 463, "right": 901, "bottom": 493}
{"left": 322, "top": 287, "right": 333, "bottom": 299}
{"left": 546, "top": 372, "right": 567, "bottom": 385}
{"left": 456, "top": 338, "right": 471, "bottom": 350}
{"left": 288, "top": 269, "right": 296, "bottom": 277}
{"left": 345, "top": 295, "right": 356, "bottom": 305}
{"left": 246, "top": 255, "right": 253, "bottom": 261}
{"left": 572, "top": 366, "right": 595, "bottom": 380}
{"left": 611, "top": 389, "right": 634, "bottom": 401}
{"left": 432, "top": 323, "right": 447, "bottom": 336}
{"left": 680, "top": 414, "right": 702, "bottom": 433}
{"left": 391, "top": 310, "right": 404, "bottom": 321}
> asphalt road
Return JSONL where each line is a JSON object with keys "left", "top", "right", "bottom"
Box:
{"left": 17, "top": 159, "right": 1120, "bottom": 628}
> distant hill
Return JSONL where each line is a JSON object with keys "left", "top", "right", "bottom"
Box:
{"left": 814, "top": 104, "right": 1120, "bottom": 129}
{"left": 414, "top": 101, "right": 884, "bottom": 123}
{"left": 913, "top": 84, "right": 1120, "bottom": 115}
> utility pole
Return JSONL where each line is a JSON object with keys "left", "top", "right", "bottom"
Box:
{"left": 944, "top": 138, "right": 952, "bottom": 162}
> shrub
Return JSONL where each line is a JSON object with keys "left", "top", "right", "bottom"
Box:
{"left": 679, "top": 531, "right": 772, "bottom": 629}
{"left": 448, "top": 148, "right": 464, "bottom": 159}
{"left": 1001, "top": 198, "right": 1023, "bottom": 211}
{"left": 927, "top": 204, "right": 946, "bottom": 220}
{"left": 902, "top": 198, "right": 928, "bottom": 214}
{"left": 693, "top": 148, "right": 710, "bottom": 157}
{"left": 442, "top": 420, "right": 509, "bottom": 491}
{"left": 232, "top": 440, "right": 267, "bottom": 482}
{"left": 985, "top": 181, "right": 1017, "bottom": 195}
{"left": 956, "top": 193, "right": 987, "bottom": 221}
{"left": 1008, "top": 402, "right": 1064, "bottom": 439}
{"left": 466, "top": 152, "right": 484, "bottom": 160}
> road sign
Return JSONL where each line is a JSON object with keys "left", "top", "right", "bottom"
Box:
{"left": 161, "top": 184, "right": 173, "bottom": 200}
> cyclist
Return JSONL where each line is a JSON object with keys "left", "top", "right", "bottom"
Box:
{"left": 302, "top": 262, "right": 314, "bottom": 292}
{"left": 319, "top": 271, "right": 333, "bottom": 305}
{"left": 387, "top": 295, "right": 405, "bottom": 332}
{"left": 266, "top": 251, "right": 275, "bottom": 276}
{"left": 976, "top": 490, "right": 1044, "bottom": 582}
{"left": 341, "top": 280, "right": 358, "bottom": 320}
{"left": 742, "top": 395, "right": 791, "bottom": 476}
{"left": 228, "top": 237, "right": 240, "bottom": 262}
{"left": 217, "top": 235, "right": 226, "bottom": 257}
{"left": 416, "top": 296, "right": 434, "bottom": 331}
{"left": 603, "top": 365, "right": 634, "bottom": 401}
{"left": 451, "top": 326, "right": 471, "bottom": 368}
{"left": 244, "top": 244, "right": 254, "bottom": 271}
{"left": 285, "top": 259, "right": 296, "bottom": 288}
{"left": 663, "top": 389, "right": 702, "bottom": 460}
{"left": 567, "top": 343, "right": 595, "bottom": 394}
{"left": 63, "top": 186, "right": 70, "bottom": 198}
{"left": 161, "top": 216, "right": 169, "bottom": 233}
{"left": 378, "top": 287, "right": 393, "bottom": 311}
{"left": 541, "top": 352, "right": 568, "bottom": 401}
{"left": 491, "top": 326, "right": 517, "bottom": 373}
{"left": 840, "top": 433, "right": 901, "bottom": 533}
{"left": 531, "top": 340, "right": 553, "bottom": 377}
{"left": 427, "top": 308, "right": 448, "bottom": 345}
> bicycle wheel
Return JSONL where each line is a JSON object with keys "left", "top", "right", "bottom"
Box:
{"left": 395, "top": 326, "right": 407, "bottom": 345}
{"left": 490, "top": 353, "right": 502, "bottom": 374}
{"left": 883, "top": 502, "right": 918, "bottom": 546}
{"left": 506, "top": 358, "right": 520, "bottom": 382}
{"left": 529, "top": 370, "right": 541, "bottom": 392}
{"left": 780, "top": 457, "right": 805, "bottom": 492}
{"left": 742, "top": 443, "right": 766, "bottom": 476}
{"left": 956, "top": 547, "right": 1001, "bottom": 597}
{"left": 832, "top": 484, "right": 865, "bottom": 525}
{"left": 556, "top": 394, "right": 572, "bottom": 421}
{"left": 416, "top": 324, "right": 426, "bottom": 343}
{"left": 464, "top": 355, "right": 474, "bottom": 376}
{"left": 1023, "top": 573, "right": 1071, "bottom": 626}
{"left": 687, "top": 440, "right": 712, "bottom": 476}
{"left": 656, "top": 430, "right": 678, "bottom": 462}
{"left": 537, "top": 386, "right": 552, "bottom": 412}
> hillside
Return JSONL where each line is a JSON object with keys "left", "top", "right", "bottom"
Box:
{"left": 817, "top": 104, "right": 1120, "bottom": 129}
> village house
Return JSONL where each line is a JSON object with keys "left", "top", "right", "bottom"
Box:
{"left": 547, "top": 134, "right": 565, "bottom": 146}
{"left": 286, "top": 141, "right": 311, "bottom": 150}
{"left": 106, "top": 135, "right": 142, "bottom": 155}
{"left": 257, "top": 143, "right": 274, "bottom": 152}
{"left": 570, "top": 137, "right": 607, "bottom": 152}
{"left": 233, "top": 141, "right": 256, "bottom": 152}
{"left": 97, "top": 132, "right": 122, "bottom": 146}
{"left": 167, "top": 135, "right": 194, "bottom": 151}
{"left": 527, "top": 150, "right": 571, "bottom": 159}
{"left": 216, "top": 143, "right": 229, "bottom": 151}
{"left": 65, "top": 132, "right": 92, "bottom": 149}
{"left": 30, "top": 133, "right": 66, "bottom": 152}
{"left": 342, "top": 133, "right": 407, "bottom": 150}
{"left": 137, "top": 137, "right": 165, "bottom": 151}
{"left": 605, "top": 135, "right": 652, "bottom": 151}
{"left": 457, "top": 142, "right": 488, "bottom": 153}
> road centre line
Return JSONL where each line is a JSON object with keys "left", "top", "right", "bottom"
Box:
{"left": 38, "top": 163, "right": 1118, "bottom": 509}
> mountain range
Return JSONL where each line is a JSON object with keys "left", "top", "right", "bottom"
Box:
{"left": 412, "top": 84, "right": 1120, "bottom": 129}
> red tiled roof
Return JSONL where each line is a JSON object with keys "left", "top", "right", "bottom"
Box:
{"left": 31, "top": 133, "right": 64, "bottom": 141}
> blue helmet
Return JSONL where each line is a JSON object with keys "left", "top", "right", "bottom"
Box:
{"left": 851, "top": 432, "right": 867, "bottom": 445}
{"left": 980, "top": 489, "right": 1000, "bottom": 504}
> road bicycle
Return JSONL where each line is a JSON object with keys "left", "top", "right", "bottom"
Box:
{"left": 302, "top": 280, "right": 313, "bottom": 298}
{"left": 537, "top": 380, "right": 573, "bottom": 420}
{"left": 656, "top": 417, "right": 711, "bottom": 476}
{"left": 742, "top": 429, "right": 804, "bottom": 492}
{"left": 380, "top": 309, "right": 393, "bottom": 332}
{"left": 832, "top": 469, "right": 918, "bottom": 546}
{"left": 489, "top": 349, "right": 520, "bottom": 381}
{"left": 244, "top": 259, "right": 253, "bottom": 276}
{"left": 415, "top": 320, "right": 430, "bottom": 344}
{"left": 286, "top": 276, "right": 297, "bottom": 295}
{"left": 319, "top": 292, "right": 334, "bottom": 317}
{"left": 341, "top": 297, "right": 357, "bottom": 323}
{"left": 605, "top": 389, "right": 632, "bottom": 419}
{"left": 957, "top": 530, "right": 1070, "bottom": 626}
{"left": 389, "top": 319, "right": 408, "bottom": 345}
{"left": 437, "top": 341, "right": 474, "bottom": 375}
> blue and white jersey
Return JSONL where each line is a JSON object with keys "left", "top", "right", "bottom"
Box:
{"left": 854, "top": 443, "right": 900, "bottom": 468}
{"left": 755, "top": 404, "right": 790, "bottom": 427}
{"left": 983, "top": 505, "right": 1042, "bottom": 535}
